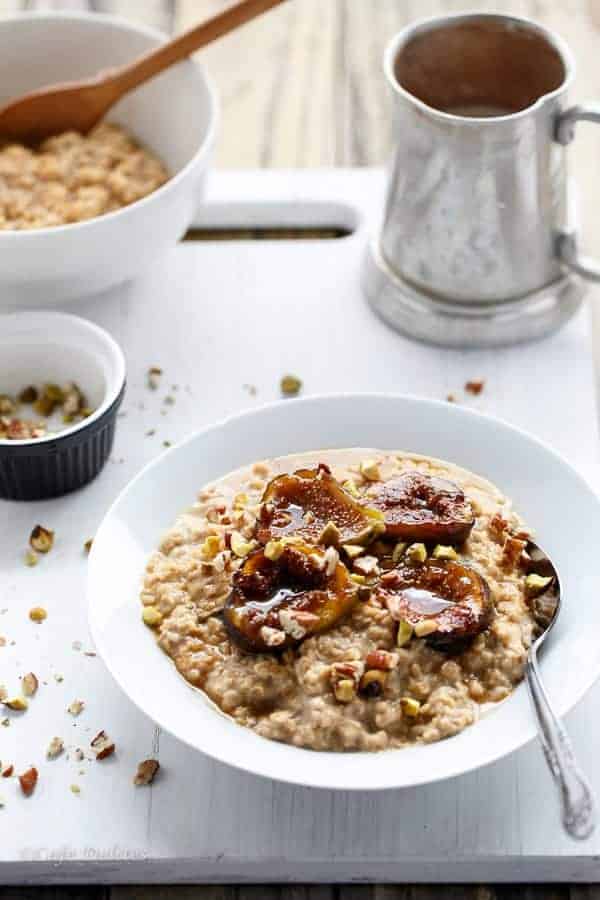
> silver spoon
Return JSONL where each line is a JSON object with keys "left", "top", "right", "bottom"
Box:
{"left": 524, "top": 541, "right": 595, "bottom": 839}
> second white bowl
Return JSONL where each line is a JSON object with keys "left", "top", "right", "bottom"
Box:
{"left": 0, "top": 12, "right": 218, "bottom": 305}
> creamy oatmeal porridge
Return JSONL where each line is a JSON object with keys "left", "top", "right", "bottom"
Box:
{"left": 0, "top": 122, "right": 168, "bottom": 230}
{"left": 141, "top": 449, "right": 553, "bottom": 752}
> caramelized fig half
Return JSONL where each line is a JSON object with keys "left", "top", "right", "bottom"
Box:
{"left": 367, "top": 471, "right": 475, "bottom": 544}
{"left": 223, "top": 542, "right": 359, "bottom": 653}
{"left": 257, "top": 464, "right": 384, "bottom": 547}
{"left": 377, "top": 558, "right": 490, "bottom": 647}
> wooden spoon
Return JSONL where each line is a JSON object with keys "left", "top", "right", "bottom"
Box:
{"left": 0, "top": 0, "right": 286, "bottom": 144}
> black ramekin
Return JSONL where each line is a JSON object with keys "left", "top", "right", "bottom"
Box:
{"left": 0, "top": 312, "right": 126, "bottom": 501}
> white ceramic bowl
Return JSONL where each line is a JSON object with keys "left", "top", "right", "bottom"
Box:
{"left": 0, "top": 12, "right": 217, "bottom": 304}
{"left": 0, "top": 311, "right": 126, "bottom": 499}
{"left": 88, "top": 394, "right": 600, "bottom": 790}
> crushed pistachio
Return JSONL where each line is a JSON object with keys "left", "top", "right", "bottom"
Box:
{"left": 396, "top": 619, "right": 414, "bottom": 647}
{"left": 24, "top": 550, "right": 38, "bottom": 567}
{"left": 414, "top": 619, "right": 438, "bottom": 638}
{"left": 359, "top": 459, "right": 380, "bottom": 482}
{"left": 342, "top": 479, "right": 360, "bottom": 498}
{"left": 280, "top": 374, "right": 302, "bottom": 397}
{"left": 392, "top": 541, "right": 408, "bottom": 563}
{"left": 264, "top": 539, "right": 285, "bottom": 561}
{"left": 200, "top": 535, "right": 222, "bottom": 560}
{"left": 29, "top": 525, "right": 54, "bottom": 554}
{"left": 350, "top": 573, "right": 367, "bottom": 585}
{"left": 525, "top": 573, "right": 553, "bottom": 596}
{"left": 333, "top": 679, "right": 356, "bottom": 703}
{"left": 142, "top": 606, "right": 163, "bottom": 628}
{"left": 29, "top": 607, "right": 47, "bottom": 623}
{"left": 342, "top": 544, "right": 364, "bottom": 560}
{"left": 432, "top": 545, "right": 459, "bottom": 561}
{"left": 317, "top": 520, "right": 341, "bottom": 547}
{"left": 230, "top": 531, "right": 257, "bottom": 558}
{"left": 70, "top": 784, "right": 81, "bottom": 795}
{"left": 400, "top": 697, "right": 421, "bottom": 718}
{"left": 406, "top": 543, "right": 427, "bottom": 565}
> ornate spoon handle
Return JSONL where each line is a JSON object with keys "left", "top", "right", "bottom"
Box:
{"left": 525, "top": 646, "right": 595, "bottom": 839}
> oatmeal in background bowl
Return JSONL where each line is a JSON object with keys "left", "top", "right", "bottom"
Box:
{"left": 0, "top": 122, "right": 168, "bottom": 230}
{"left": 141, "top": 449, "right": 553, "bottom": 753}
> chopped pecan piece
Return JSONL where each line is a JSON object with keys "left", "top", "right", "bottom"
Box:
{"left": 19, "top": 767, "right": 38, "bottom": 796}
{"left": 91, "top": 730, "right": 115, "bottom": 760}
{"left": 134, "top": 759, "right": 160, "bottom": 786}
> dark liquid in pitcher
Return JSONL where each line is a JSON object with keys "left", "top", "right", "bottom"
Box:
{"left": 394, "top": 18, "right": 565, "bottom": 117}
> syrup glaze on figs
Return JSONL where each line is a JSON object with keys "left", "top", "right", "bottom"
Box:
{"left": 367, "top": 471, "right": 475, "bottom": 544}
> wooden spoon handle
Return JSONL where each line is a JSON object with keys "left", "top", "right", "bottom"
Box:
{"left": 109, "top": 0, "right": 287, "bottom": 96}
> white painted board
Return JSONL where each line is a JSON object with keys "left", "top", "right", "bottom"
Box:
{"left": 1, "top": 169, "right": 600, "bottom": 884}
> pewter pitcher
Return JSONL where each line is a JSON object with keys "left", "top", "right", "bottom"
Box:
{"left": 364, "top": 13, "right": 600, "bottom": 347}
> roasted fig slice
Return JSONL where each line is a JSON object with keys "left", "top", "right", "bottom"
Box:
{"left": 377, "top": 558, "right": 490, "bottom": 647}
{"left": 257, "top": 464, "right": 384, "bottom": 547}
{"left": 367, "top": 471, "right": 475, "bottom": 544}
{"left": 223, "top": 542, "right": 359, "bottom": 653}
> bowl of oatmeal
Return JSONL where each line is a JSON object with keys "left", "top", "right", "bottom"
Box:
{"left": 0, "top": 12, "right": 217, "bottom": 304}
{"left": 88, "top": 394, "right": 600, "bottom": 789}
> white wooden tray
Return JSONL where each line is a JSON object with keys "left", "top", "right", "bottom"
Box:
{"left": 2, "top": 169, "right": 600, "bottom": 884}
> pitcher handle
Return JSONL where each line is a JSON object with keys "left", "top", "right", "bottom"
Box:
{"left": 555, "top": 104, "right": 600, "bottom": 281}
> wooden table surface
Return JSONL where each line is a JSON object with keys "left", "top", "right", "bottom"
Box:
{"left": 2, "top": 0, "right": 600, "bottom": 895}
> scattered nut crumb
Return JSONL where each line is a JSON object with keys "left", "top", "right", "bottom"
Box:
{"left": 83, "top": 539, "right": 93, "bottom": 554}
{"left": 446, "top": 393, "right": 457, "bottom": 403}
{"left": 147, "top": 366, "right": 163, "bottom": 390}
{"left": 2, "top": 764, "right": 14, "bottom": 777}
{"left": 24, "top": 550, "right": 38, "bottom": 567}
{"left": 29, "top": 607, "right": 47, "bottom": 623}
{"left": 22, "top": 673, "right": 39, "bottom": 697}
{"left": 465, "top": 379, "right": 485, "bottom": 395}
{"left": 3, "top": 696, "right": 28, "bottom": 712}
{"left": 91, "top": 730, "right": 115, "bottom": 760}
{"left": 29, "top": 525, "right": 54, "bottom": 554}
{"left": 145, "top": 429, "right": 156, "bottom": 437}
{"left": 70, "top": 784, "right": 81, "bottom": 796}
{"left": 1, "top": 718, "right": 9, "bottom": 727}
{"left": 54, "top": 674, "right": 64, "bottom": 684}
{"left": 162, "top": 440, "right": 172, "bottom": 448}
{"left": 19, "top": 767, "right": 38, "bottom": 796}
{"left": 133, "top": 758, "right": 160, "bottom": 786}
{"left": 46, "top": 737, "right": 65, "bottom": 759}
{"left": 280, "top": 374, "right": 302, "bottom": 397}
{"left": 67, "top": 699, "right": 85, "bottom": 717}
